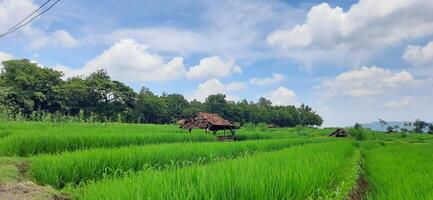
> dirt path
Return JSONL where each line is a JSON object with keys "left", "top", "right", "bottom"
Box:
{"left": 0, "top": 181, "right": 57, "bottom": 200}
{"left": 348, "top": 174, "right": 368, "bottom": 200}
{"left": 0, "top": 158, "right": 68, "bottom": 200}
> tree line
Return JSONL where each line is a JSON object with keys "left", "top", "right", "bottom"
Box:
{"left": 0, "top": 59, "right": 323, "bottom": 127}
{"left": 359, "top": 119, "right": 433, "bottom": 134}
{"left": 385, "top": 120, "right": 433, "bottom": 134}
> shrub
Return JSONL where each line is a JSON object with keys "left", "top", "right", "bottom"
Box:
{"left": 242, "top": 122, "right": 255, "bottom": 131}
{"left": 348, "top": 128, "right": 366, "bottom": 141}
{"left": 256, "top": 122, "right": 268, "bottom": 131}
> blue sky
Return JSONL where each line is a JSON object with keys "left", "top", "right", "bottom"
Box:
{"left": 1, "top": 0, "right": 433, "bottom": 126}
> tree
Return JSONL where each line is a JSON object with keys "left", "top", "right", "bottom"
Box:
{"left": 400, "top": 128, "right": 409, "bottom": 133}
{"left": 428, "top": 123, "right": 433, "bottom": 135}
{"left": 162, "top": 93, "right": 189, "bottom": 122}
{"left": 378, "top": 119, "right": 388, "bottom": 132}
{"left": 298, "top": 104, "right": 322, "bottom": 127}
{"left": 80, "top": 70, "right": 136, "bottom": 122}
{"left": 354, "top": 123, "right": 363, "bottom": 129}
{"left": 135, "top": 87, "right": 167, "bottom": 123}
{"left": 0, "top": 59, "right": 64, "bottom": 115}
{"left": 386, "top": 126, "right": 394, "bottom": 133}
{"left": 413, "top": 119, "right": 427, "bottom": 133}
{"left": 224, "top": 102, "right": 243, "bottom": 123}
{"left": 404, "top": 122, "right": 413, "bottom": 132}
{"left": 61, "top": 77, "right": 89, "bottom": 116}
{"left": 0, "top": 59, "right": 325, "bottom": 127}
{"left": 205, "top": 94, "right": 227, "bottom": 116}
{"left": 257, "top": 97, "right": 272, "bottom": 107}
{"left": 183, "top": 100, "right": 205, "bottom": 118}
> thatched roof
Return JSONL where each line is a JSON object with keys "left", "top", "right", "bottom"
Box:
{"left": 329, "top": 128, "right": 347, "bottom": 137}
{"left": 180, "top": 112, "right": 236, "bottom": 130}
{"left": 177, "top": 119, "right": 186, "bottom": 126}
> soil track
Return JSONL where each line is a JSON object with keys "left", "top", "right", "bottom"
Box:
{"left": 0, "top": 160, "right": 69, "bottom": 200}
{"left": 0, "top": 181, "right": 52, "bottom": 200}
{"left": 348, "top": 173, "right": 368, "bottom": 200}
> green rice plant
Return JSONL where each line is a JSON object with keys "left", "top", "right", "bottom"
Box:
{"left": 0, "top": 121, "right": 185, "bottom": 136}
{"left": 0, "top": 132, "right": 215, "bottom": 157}
{"left": 0, "top": 121, "right": 336, "bottom": 156}
{"left": 363, "top": 142, "right": 433, "bottom": 200}
{"left": 29, "top": 138, "right": 315, "bottom": 188}
{"left": 75, "top": 141, "right": 356, "bottom": 200}
{"left": 235, "top": 132, "right": 273, "bottom": 140}
{"left": 0, "top": 122, "right": 217, "bottom": 156}
{"left": 347, "top": 128, "right": 367, "bottom": 141}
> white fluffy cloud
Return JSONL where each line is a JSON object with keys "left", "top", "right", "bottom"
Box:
{"left": 263, "top": 86, "right": 298, "bottom": 106}
{"left": 0, "top": 52, "right": 14, "bottom": 72}
{"left": 403, "top": 41, "right": 433, "bottom": 66}
{"left": 185, "top": 56, "right": 241, "bottom": 80}
{"left": 108, "top": 28, "right": 207, "bottom": 55}
{"left": 384, "top": 96, "right": 415, "bottom": 108}
{"left": 57, "top": 39, "right": 242, "bottom": 82}
{"left": 250, "top": 73, "right": 286, "bottom": 85}
{"left": 319, "top": 66, "right": 420, "bottom": 98}
{"left": 58, "top": 39, "right": 186, "bottom": 81}
{"left": 189, "top": 78, "right": 245, "bottom": 102}
{"left": 28, "top": 29, "right": 81, "bottom": 49}
{"left": 268, "top": 0, "right": 433, "bottom": 65}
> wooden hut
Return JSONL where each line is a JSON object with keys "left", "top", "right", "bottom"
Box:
{"left": 180, "top": 112, "right": 237, "bottom": 136}
{"left": 328, "top": 128, "right": 348, "bottom": 137}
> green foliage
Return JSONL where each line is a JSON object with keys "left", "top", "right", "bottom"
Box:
{"left": 29, "top": 138, "right": 312, "bottom": 188}
{"left": 0, "top": 59, "right": 64, "bottom": 115}
{"left": 241, "top": 122, "right": 255, "bottom": 131}
{"left": 295, "top": 125, "right": 303, "bottom": 133}
{"left": 256, "top": 122, "right": 268, "bottom": 131}
{"left": 363, "top": 143, "right": 433, "bottom": 200}
{"left": 354, "top": 123, "right": 362, "bottom": 129}
{"left": 0, "top": 59, "right": 323, "bottom": 127}
{"left": 413, "top": 119, "right": 427, "bottom": 133}
{"left": 428, "top": 123, "right": 433, "bottom": 134}
{"left": 386, "top": 126, "right": 394, "bottom": 133}
{"left": 348, "top": 128, "right": 366, "bottom": 140}
{"left": 205, "top": 94, "right": 227, "bottom": 116}
{"left": 162, "top": 93, "right": 189, "bottom": 123}
{"left": 400, "top": 128, "right": 409, "bottom": 133}
{"left": 0, "top": 122, "right": 214, "bottom": 156}
{"left": 75, "top": 142, "right": 357, "bottom": 200}
{"left": 0, "top": 157, "right": 25, "bottom": 184}
{"left": 240, "top": 122, "right": 268, "bottom": 132}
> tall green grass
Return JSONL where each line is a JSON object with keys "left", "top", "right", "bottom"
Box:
{"left": 75, "top": 141, "right": 357, "bottom": 200}
{"left": 29, "top": 138, "right": 316, "bottom": 188}
{"left": 0, "top": 122, "right": 216, "bottom": 156}
{"left": 0, "top": 133, "right": 215, "bottom": 156}
{"left": 0, "top": 122, "right": 336, "bottom": 156}
{"left": 236, "top": 127, "right": 334, "bottom": 140}
{"left": 363, "top": 142, "right": 433, "bottom": 200}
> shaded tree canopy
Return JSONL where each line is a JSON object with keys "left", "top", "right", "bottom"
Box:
{"left": 0, "top": 59, "right": 323, "bottom": 127}
{"left": 413, "top": 119, "right": 428, "bottom": 133}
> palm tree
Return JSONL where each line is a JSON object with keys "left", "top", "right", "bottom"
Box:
{"left": 379, "top": 119, "right": 388, "bottom": 132}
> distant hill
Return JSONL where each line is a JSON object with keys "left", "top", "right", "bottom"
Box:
{"left": 361, "top": 121, "right": 411, "bottom": 131}
{"left": 361, "top": 121, "right": 433, "bottom": 132}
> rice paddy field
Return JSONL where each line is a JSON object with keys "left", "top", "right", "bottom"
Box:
{"left": 0, "top": 121, "right": 432, "bottom": 200}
